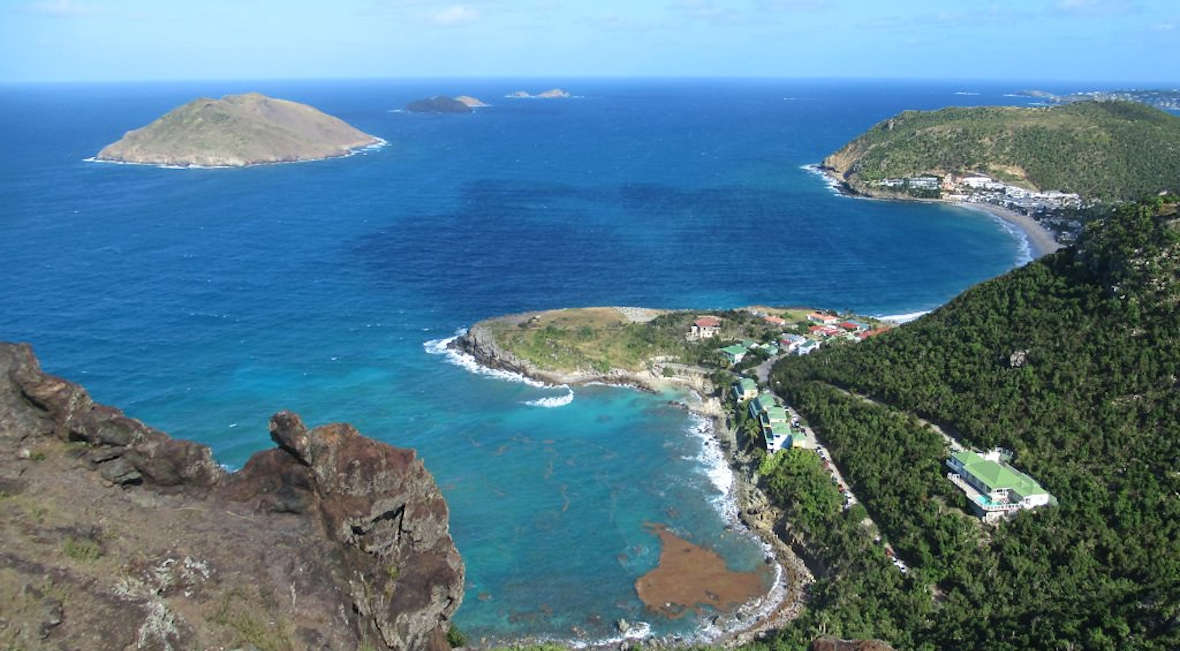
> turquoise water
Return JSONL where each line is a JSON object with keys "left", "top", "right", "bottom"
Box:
{"left": 0, "top": 79, "right": 1057, "bottom": 642}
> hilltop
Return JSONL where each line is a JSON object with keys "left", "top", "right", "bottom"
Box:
{"left": 756, "top": 197, "right": 1180, "bottom": 649}
{"left": 95, "top": 92, "right": 382, "bottom": 167}
{"left": 823, "top": 101, "right": 1180, "bottom": 201}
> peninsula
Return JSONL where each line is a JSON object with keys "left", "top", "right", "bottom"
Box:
{"left": 94, "top": 92, "right": 382, "bottom": 167}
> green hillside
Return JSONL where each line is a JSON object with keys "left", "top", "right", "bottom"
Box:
{"left": 823, "top": 101, "right": 1180, "bottom": 201}
{"left": 755, "top": 198, "right": 1180, "bottom": 649}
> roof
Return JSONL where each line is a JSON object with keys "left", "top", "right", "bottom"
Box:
{"left": 953, "top": 451, "right": 1048, "bottom": 497}
{"left": 720, "top": 344, "right": 746, "bottom": 356}
{"left": 765, "top": 406, "right": 789, "bottom": 422}
{"left": 763, "top": 315, "right": 786, "bottom": 325}
{"left": 739, "top": 378, "right": 757, "bottom": 391}
{"left": 695, "top": 316, "right": 722, "bottom": 327}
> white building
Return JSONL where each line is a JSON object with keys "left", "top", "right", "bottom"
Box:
{"left": 946, "top": 449, "right": 1053, "bottom": 522}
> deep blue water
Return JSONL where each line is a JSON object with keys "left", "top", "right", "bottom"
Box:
{"left": 0, "top": 78, "right": 1075, "bottom": 643}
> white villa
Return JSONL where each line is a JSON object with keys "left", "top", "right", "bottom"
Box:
{"left": 947, "top": 449, "right": 1053, "bottom": 522}
{"left": 687, "top": 316, "right": 722, "bottom": 340}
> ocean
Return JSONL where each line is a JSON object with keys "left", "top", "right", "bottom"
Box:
{"left": 0, "top": 78, "right": 1085, "bottom": 643}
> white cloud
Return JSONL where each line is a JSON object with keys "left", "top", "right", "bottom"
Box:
{"left": 1150, "top": 22, "right": 1175, "bottom": 31}
{"left": 431, "top": 4, "right": 479, "bottom": 26}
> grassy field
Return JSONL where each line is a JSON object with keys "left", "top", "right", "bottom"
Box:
{"left": 480, "top": 306, "right": 880, "bottom": 375}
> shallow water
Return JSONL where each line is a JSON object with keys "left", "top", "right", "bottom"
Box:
{"left": 0, "top": 78, "right": 1060, "bottom": 642}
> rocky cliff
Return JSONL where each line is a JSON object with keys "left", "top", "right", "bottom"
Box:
{"left": 0, "top": 342, "right": 463, "bottom": 650}
{"left": 95, "top": 92, "right": 382, "bottom": 167}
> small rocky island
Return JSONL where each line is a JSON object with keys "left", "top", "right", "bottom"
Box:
{"left": 0, "top": 343, "right": 463, "bottom": 650}
{"left": 505, "top": 88, "right": 571, "bottom": 99}
{"left": 94, "top": 92, "right": 382, "bottom": 167}
{"left": 405, "top": 96, "right": 474, "bottom": 114}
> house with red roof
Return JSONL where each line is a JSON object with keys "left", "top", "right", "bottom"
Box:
{"left": 763, "top": 315, "right": 786, "bottom": 326}
{"left": 857, "top": 327, "right": 891, "bottom": 340}
{"left": 840, "top": 320, "right": 870, "bottom": 332}
{"left": 809, "top": 325, "right": 842, "bottom": 337}
{"left": 687, "top": 315, "right": 722, "bottom": 340}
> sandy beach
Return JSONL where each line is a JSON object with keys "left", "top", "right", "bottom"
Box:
{"left": 815, "top": 166, "right": 1063, "bottom": 260}
{"left": 954, "top": 201, "right": 1063, "bottom": 258}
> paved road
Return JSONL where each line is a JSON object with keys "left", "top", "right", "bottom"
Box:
{"left": 754, "top": 353, "right": 786, "bottom": 384}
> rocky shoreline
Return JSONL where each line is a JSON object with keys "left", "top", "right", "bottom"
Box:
{"left": 449, "top": 328, "right": 813, "bottom": 647}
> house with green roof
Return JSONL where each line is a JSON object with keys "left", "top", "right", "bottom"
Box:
{"left": 947, "top": 449, "right": 1053, "bottom": 521}
{"left": 719, "top": 344, "right": 747, "bottom": 365}
{"left": 732, "top": 377, "right": 758, "bottom": 402}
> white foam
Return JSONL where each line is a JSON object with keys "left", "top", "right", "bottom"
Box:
{"left": 986, "top": 213, "right": 1034, "bottom": 266}
{"left": 954, "top": 91, "right": 981, "bottom": 96}
{"left": 687, "top": 413, "right": 736, "bottom": 514}
{"left": 670, "top": 413, "right": 792, "bottom": 646}
{"left": 522, "top": 388, "right": 574, "bottom": 408}
{"left": 83, "top": 138, "right": 388, "bottom": 170}
{"left": 800, "top": 163, "right": 846, "bottom": 197}
{"left": 878, "top": 311, "right": 930, "bottom": 324}
{"left": 422, "top": 332, "right": 553, "bottom": 388}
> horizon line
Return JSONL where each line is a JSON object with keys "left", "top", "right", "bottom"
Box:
{"left": 2, "top": 75, "right": 1179, "bottom": 87}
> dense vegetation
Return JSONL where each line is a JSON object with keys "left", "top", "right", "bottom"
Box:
{"left": 751, "top": 198, "right": 1180, "bottom": 649}
{"left": 825, "top": 101, "right": 1180, "bottom": 200}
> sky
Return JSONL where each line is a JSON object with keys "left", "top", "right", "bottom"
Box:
{"left": 1, "top": 0, "right": 1178, "bottom": 83}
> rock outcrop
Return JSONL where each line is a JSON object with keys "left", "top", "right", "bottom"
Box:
{"left": 95, "top": 92, "right": 382, "bottom": 167}
{"left": 0, "top": 342, "right": 463, "bottom": 650}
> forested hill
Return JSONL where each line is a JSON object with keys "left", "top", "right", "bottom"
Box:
{"left": 757, "top": 198, "right": 1180, "bottom": 649}
{"left": 822, "top": 101, "right": 1180, "bottom": 200}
